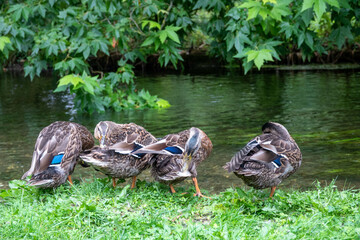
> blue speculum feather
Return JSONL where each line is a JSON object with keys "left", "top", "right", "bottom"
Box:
{"left": 133, "top": 143, "right": 143, "bottom": 152}
{"left": 272, "top": 156, "right": 282, "bottom": 167}
{"left": 131, "top": 143, "right": 146, "bottom": 158}
{"left": 249, "top": 140, "right": 258, "bottom": 145}
{"left": 133, "top": 153, "right": 146, "bottom": 158}
{"left": 164, "top": 146, "right": 183, "bottom": 154}
{"left": 51, "top": 154, "right": 64, "bottom": 165}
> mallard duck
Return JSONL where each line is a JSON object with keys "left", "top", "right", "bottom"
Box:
{"left": 21, "top": 121, "right": 94, "bottom": 188}
{"left": 80, "top": 121, "right": 157, "bottom": 188}
{"left": 132, "top": 127, "right": 213, "bottom": 197}
{"left": 224, "top": 122, "right": 302, "bottom": 198}
{"left": 94, "top": 121, "right": 156, "bottom": 148}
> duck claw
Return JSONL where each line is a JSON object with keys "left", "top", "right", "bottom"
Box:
{"left": 193, "top": 192, "right": 212, "bottom": 199}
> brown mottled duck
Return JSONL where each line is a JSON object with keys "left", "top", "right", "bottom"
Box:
{"left": 21, "top": 121, "right": 94, "bottom": 188}
{"left": 80, "top": 121, "right": 157, "bottom": 188}
{"left": 224, "top": 122, "right": 302, "bottom": 198}
{"left": 132, "top": 127, "right": 213, "bottom": 197}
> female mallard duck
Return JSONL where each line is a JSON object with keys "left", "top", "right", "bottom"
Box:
{"left": 80, "top": 121, "right": 157, "bottom": 188}
{"left": 132, "top": 127, "right": 213, "bottom": 197}
{"left": 224, "top": 122, "right": 302, "bottom": 198}
{"left": 21, "top": 121, "right": 94, "bottom": 188}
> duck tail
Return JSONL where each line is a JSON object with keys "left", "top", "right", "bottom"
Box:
{"left": 223, "top": 140, "right": 257, "bottom": 172}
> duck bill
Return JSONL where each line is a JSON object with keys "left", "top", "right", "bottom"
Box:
{"left": 99, "top": 136, "right": 106, "bottom": 148}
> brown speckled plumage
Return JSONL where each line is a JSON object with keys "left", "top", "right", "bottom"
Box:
{"left": 80, "top": 146, "right": 153, "bottom": 179}
{"left": 151, "top": 128, "right": 212, "bottom": 184}
{"left": 94, "top": 121, "right": 156, "bottom": 148}
{"left": 22, "top": 121, "right": 94, "bottom": 188}
{"left": 133, "top": 127, "right": 213, "bottom": 196}
{"left": 224, "top": 122, "right": 302, "bottom": 197}
{"left": 80, "top": 121, "right": 157, "bottom": 186}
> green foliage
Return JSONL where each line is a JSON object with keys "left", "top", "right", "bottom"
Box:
{"left": 0, "top": 0, "right": 183, "bottom": 113}
{"left": 0, "top": 35, "right": 13, "bottom": 58}
{"left": 54, "top": 63, "right": 170, "bottom": 113}
{"left": 0, "top": 179, "right": 359, "bottom": 239}
{"left": 200, "top": 0, "right": 357, "bottom": 71}
{"left": 0, "top": 0, "right": 359, "bottom": 111}
{"left": 0, "top": 36, "right": 11, "bottom": 51}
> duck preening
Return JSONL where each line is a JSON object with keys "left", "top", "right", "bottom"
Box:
{"left": 22, "top": 121, "right": 94, "bottom": 188}
{"left": 224, "top": 122, "right": 302, "bottom": 198}
{"left": 132, "top": 127, "right": 213, "bottom": 198}
{"left": 80, "top": 121, "right": 157, "bottom": 188}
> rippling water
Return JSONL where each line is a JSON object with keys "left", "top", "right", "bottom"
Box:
{"left": 1, "top": 70, "right": 360, "bottom": 193}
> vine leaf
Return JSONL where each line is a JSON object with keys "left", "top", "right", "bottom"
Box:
{"left": 246, "top": 49, "right": 274, "bottom": 70}
{"left": 301, "top": 0, "right": 339, "bottom": 19}
{"left": 0, "top": 36, "right": 11, "bottom": 51}
{"left": 57, "top": 75, "right": 84, "bottom": 88}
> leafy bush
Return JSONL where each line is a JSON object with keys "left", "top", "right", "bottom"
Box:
{"left": 54, "top": 62, "right": 170, "bottom": 113}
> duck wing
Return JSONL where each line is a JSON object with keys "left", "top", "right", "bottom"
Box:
{"left": 107, "top": 133, "right": 144, "bottom": 154}
{"left": 22, "top": 122, "right": 71, "bottom": 179}
{"left": 22, "top": 122, "right": 88, "bottom": 179}
{"left": 131, "top": 134, "right": 184, "bottom": 155}
{"left": 224, "top": 134, "right": 288, "bottom": 175}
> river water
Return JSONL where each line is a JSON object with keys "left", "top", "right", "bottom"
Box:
{"left": 1, "top": 70, "right": 360, "bottom": 193}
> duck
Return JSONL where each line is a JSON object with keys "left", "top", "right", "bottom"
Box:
{"left": 21, "top": 121, "right": 94, "bottom": 188}
{"left": 132, "top": 127, "right": 213, "bottom": 197}
{"left": 223, "top": 122, "right": 302, "bottom": 198}
{"left": 80, "top": 121, "right": 157, "bottom": 188}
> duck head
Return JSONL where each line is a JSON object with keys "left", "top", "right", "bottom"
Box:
{"left": 262, "top": 122, "right": 291, "bottom": 140}
{"left": 184, "top": 127, "right": 202, "bottom": 159}
{"left": 94, "top": 121, "right": 112, "bottom": 148}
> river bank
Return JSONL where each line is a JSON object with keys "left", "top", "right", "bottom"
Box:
{"left": 0, "top": 178, "right": 359, "bottom": 239}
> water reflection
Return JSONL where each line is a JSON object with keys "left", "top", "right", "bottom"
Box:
{"left": 1, "top": 71, "right": 360, "bottom": 192}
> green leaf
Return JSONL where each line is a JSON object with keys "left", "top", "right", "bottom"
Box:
{"left": 14, "top": 8, "right": 23, "bottom": 21}
{"left": 38, "top": 5, "right": 46, "bottom": 18}
{"left": 24, "top": 65, "right": 35, "bottom": 80}
{"left": 242, "top": 60, "right": 253, "bottom": 74}
{"left": 99, "top": 41, "right": 109, "bottom": 55}
{"left": 240, "top": 2, "right": 261, "bottom": 8}
{"left": 305, "top": 32, "right": 314, "bottom": 50}
{"left": 165, "top": 28, "right": 180, "bottom": 44}
{"left": 58, "top": 75, "right": 84, "bottom": 87}
{"left": 141, "top": 20, "right": 161, "bottom": 30}
{"left": 54, "top": 84, "right": 68, "bottom": 92}
{"left": 270, "top": 4, "right": 291, "bottom": 21}
{"left": 149, "top": 21, "right": 161, "bottom": 30}
{"left": 82, "top": 79, "right": 95, "bottom": 95}
{"left": 298, "top": 32, "right": 305, "bottom": 47}
{"left": 68, "top": 59, "right": 76, "bottom": 70}
{"left": 329, "top": 26, "right": 353, "bottom": 48}
{"left": 226, "top": 34, "right": 235, "bottom": 52}
{"left": 83, "top": 46, "right": 90, "bottom": 59}
{"left": 49, "top": 0, "right": 56, "bottom": 7}
{"left": 22, "top": 7, "right": 30, "bottom": 21}
{"left": 247, "top": 6, "right": 261, "bottom": 20}
{"left": 156, "top": 98, "right": 171, "bottom": 108}
{"left": 324, "top": 0, "right": 339, "bottom": 8}
{"left": 141, "top": 37, "right": 154, "bottom": 47}
{"left": 0, "top": 36, "right": 11, "bottom": 51}
{"left": 301, "top": 9, "right": 313, "bottom": 25}
{"left": 258, "top": 8, "right": 269, "bottom": 20}
{"left": 246, "top": 49, "right": 273, "bottom": 70}
{"left": 302, "top": 0, "right": 314, "bottom": 11}
{"left": 159, "top": 31, "right": 167, "bottom": 44}
{"left": 313, "top": 0, "right": 326, "bottom": 19}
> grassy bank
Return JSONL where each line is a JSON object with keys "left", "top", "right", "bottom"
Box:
{"left": 0, "top": 178, "right": 359, "bottom": 239}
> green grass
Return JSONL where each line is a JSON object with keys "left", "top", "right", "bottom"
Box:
{"left": 0, "top": 178, "right": 359, "bottom": 239}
